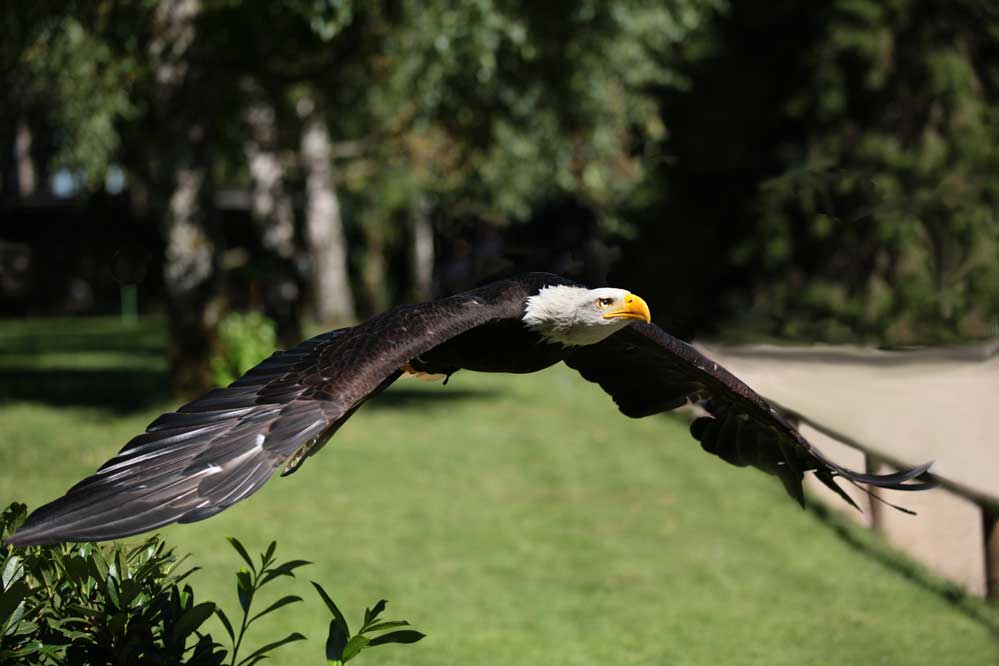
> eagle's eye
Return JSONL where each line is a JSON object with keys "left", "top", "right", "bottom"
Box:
{"left": 596, "top": 297, "right": 614, "bottom": 307}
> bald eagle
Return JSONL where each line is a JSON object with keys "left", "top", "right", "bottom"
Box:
{"left": 8, "top": 273, "right": 933, "bottom": 546}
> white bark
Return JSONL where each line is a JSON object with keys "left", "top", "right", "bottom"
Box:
{"left": 162, "top": 159, "right": 224, "bottom": 395}
{"left": 245, "top": 99, "right": 301, "bottom": 342}
{"left": 152, "top": 0, "right": 222, "bottom": 395}
{"left": 299, "top": 100, "right": 355, "bottom": 323}
{"left": 408, "top": 196, "right": 434, "bottom": 301}
{"left": 163, "top": 167, "right": 214, "bottom": 298}
{"left": 15, "top": 121, "right": 35, "bottom": 197}
{"left": 155, "top": 0, "right": 213, "bottom": 309}
{"left": 151, "top": 0, "right": 199, "bottom": 89}
{"left": 245, "top": 103, "right": 295, "bottom": 259}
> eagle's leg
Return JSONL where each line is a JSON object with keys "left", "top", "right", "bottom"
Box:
{"left": 401, "top": 358, "right": 452, "bottom": 382}
{"left": 282, "top": 428, "right": 337, "bottom": 477}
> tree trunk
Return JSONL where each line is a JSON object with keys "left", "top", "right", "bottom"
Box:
{"left": 162, "top": 162, "right": 223, "bottom": 397}
{"left": 361, "top": 221, "right": 389, "bottom": 316}
{"left": 245, "top": 99, "right": 302, "bottom": 345}
{"left": 152, "top": 0, "right": 224, "bottom": 397}
{"left": 299, "top": 99, "right": 355, "bottom": 325}
{"left": 408, "top": 195, "right": 434, "bottom": 302}
{"left": 15, "top": 120, "right": 36, "bottom": 197}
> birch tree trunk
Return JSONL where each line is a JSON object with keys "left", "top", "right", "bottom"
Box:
{"left": 299, "top": 98, "right": 355, "bottom": 324}
{"left": 152, "top": 0, "right": 223, "bottom": 397}
{"left": 245, "top": 99, "right": 301, "bottom": 345}
{"left": 408, "top": 195, "right": 434, "bottom": 302}
{"left": 15, "top": 121, "right": 36, "bottom": 197}
{"left": 162, "top": 162, "right": 223, "bottom": 396}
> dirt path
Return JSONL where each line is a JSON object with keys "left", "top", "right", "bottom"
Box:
{"left": 696, "top": 342, "right": 998, "bottom": 596}
{"left": 697, "top": 342, "right": 998, "bottom": 503}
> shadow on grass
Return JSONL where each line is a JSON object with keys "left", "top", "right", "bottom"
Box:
{"left": 0, "top": 372, "right": 496, "bottom": 414}
{"left": 369, "top": 384, "right": 499, "bottom": 409}
{"left": 0, "top": 331, "right": 167, "bottom": 355}
{"left": 0, "top": 367, "right": 171, "bottom": 411}
{"left": 0, "top": 317, "right": 171, "bottom": 412}
{"left": 808, "top": 499, "right": 999, "bottom": 635}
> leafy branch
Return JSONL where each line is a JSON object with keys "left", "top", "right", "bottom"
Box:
{"left": 215, "top": 537, "right": 310, "bottom": 666}
{"left": 313, "top": 582, "right": 425, "bottom": 665}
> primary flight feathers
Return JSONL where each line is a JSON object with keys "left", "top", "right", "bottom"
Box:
{"left": 7, "top": 273, "right": 934, "bottom": 546}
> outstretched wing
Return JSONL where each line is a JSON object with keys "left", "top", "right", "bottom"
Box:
{"left": 8, "top": 279, "right": 532, "bottom": 545}
{"left": 565, "top": 322, "right": 935, "bottom": 509}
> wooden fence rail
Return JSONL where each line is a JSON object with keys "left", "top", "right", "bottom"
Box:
{"left": 698, "top": 343, "right": 998, "bottom": 601}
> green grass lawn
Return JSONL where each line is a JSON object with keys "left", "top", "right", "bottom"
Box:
{"left": 0, "top": 317, "right": 996, "bottom": 665}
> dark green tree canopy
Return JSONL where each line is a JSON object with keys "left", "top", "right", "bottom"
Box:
{"left": 3, "top": 0, "right": 994, "bottom": 351}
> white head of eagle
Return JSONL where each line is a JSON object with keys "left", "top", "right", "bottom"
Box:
{"left": 522, "top": 285, "right": 652, "bottom": 347}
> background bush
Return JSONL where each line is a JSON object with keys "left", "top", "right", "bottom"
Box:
{"left": 210, "top": 312, "right": 278, "bottom": 388}
{"left": 1, "top": 503, "right": 224, "bottom": 664}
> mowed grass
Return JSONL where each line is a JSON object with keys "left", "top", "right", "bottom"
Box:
{"left": 0, "top": 317, "right": 996, "bottom": 665}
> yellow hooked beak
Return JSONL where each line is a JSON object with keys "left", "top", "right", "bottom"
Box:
{"left": 603, "top": 293, "right": 651, "bottom": 323}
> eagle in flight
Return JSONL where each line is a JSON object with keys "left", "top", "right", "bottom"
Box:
{"left": 8, "top": 273, "right": 933, "bottom": 546}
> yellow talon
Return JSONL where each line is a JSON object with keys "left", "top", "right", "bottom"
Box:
{"left": 401, "top": 361, "right": 447, "bottom": 382}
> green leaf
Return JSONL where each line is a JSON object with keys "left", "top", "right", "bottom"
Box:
{"left": 2, "top": 553, "right": 22, "bottom": 588}
{"left": 62, "top": 554, "right": 90, "bottom": 585}
{"left": 237, "top": 631, "right": 306, "bottom": 666}
{"left": 259, "top": 560, "right": 311, "bottom": 585}
{"left": 311, "top": 581, "right": 349, "bottom": 635}
{"left": 325, "top": 618, "right": 349, "bottom": 662}
{"left": 0, "top": 639, "right": 44, "bottom": 658}
{"left": 171, "top": 601, "right": 216, "bottom": 644}
{"left": 86, "top": 557, "right": 107, "bottom": 589}
{"left": 227, "top": 537, "right": 257, "bottom": 574}
{"left": 118, "top": 577, "right": 142, "bottom": 607}
{"left": 248, "top": 595, "right": 302, "bottom": 625}
{"left": 91, "top": 551, "right": 109, "bottom": 581}
{"left": 179, "top": 583, "right": 194, "bottom": 609}
{"left": 362, "top": 599, "right": 387, "bottom": 628}
{"left": 368, "top": 630, "right": 426, "bottom": 646}
{"left": 6, "top": 617, "right": 36, "bottom": 637}
{"left": 1, "top": 503, "right": 27, "bottom": 535}
{"left": 66, "top": 604, "right": 105, "bottom": 618}
{"left": 261, "top": 541, "right": 276, "bottom": 569}
{"left": 341, "top": 635, "right": 370, "bottom": 663}
{"left": 215, "top": 607, "right": 236, "bottom": 642}
{"left": 114, "top": 549, "right": 125, "bottom": 582}
{"left": 105, "top": 573, "right": 120, "bottom": 608}
{"left": 362, "top": 620, "right": 410, "bottom": 634}
{"left": 0, "top": 580, "right": 28, "bottom": 628}
{"left": 237, "top": 569, "right": 253, "bottom": 612}
{"left": 171, "top": 565, "right": 201, "bottom": 586}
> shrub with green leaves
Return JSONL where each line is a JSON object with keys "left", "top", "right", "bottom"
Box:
{"left": 1, "top": 504, "right": 426, "bottom": 665}
{"left": 210, "top": 311, "right": 278, "bottom": 388}
{"left": 1, "top": 502, "right": 223, "bottom": 665}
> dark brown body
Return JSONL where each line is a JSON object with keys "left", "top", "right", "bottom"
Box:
{"left": 412, "top": 318, "right": 566, "bottom": 375}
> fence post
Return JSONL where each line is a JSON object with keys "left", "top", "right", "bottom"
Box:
{"left": 985, "top": 507, "right": 999, "bottom": 602}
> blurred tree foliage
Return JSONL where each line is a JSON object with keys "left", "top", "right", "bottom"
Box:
{"left": 2, "top": 0, "right": 996, "bottom": 365}
{"left": 6, "top": 0, "right": 719, "bottom": 231}
{"left": 744, "top": 0, "right": 998, "bottom": 344}
{"left": 634, "top": 0, "right": 997, "bottom": 344}
{"left": 363, "top": 1, "right": 719, "bottom": 220}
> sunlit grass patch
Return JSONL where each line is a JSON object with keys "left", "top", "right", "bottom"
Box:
{"left": 0, "top": 317, "right": 995, "bottom": 665}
